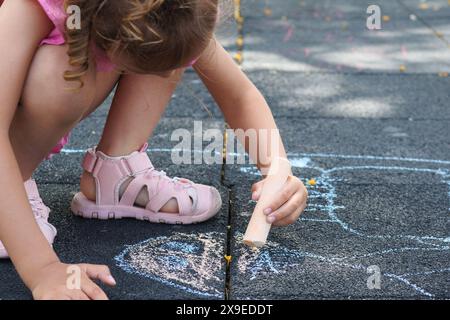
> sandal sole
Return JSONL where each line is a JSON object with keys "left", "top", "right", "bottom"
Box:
{"left": 70, "top": 190, "right": 222, "bottom": 225}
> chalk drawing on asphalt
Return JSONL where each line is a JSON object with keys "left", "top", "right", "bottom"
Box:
{"left": 62, "top": 149, "right": 448, "bottom": 298}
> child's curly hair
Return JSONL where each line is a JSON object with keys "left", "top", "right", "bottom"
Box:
{"left": 63, "top": 0, "right": 219, "bottom": 87}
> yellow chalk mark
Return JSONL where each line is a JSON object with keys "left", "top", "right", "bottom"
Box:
{"left": 234, "top": 0, "right": 244, "bottom": 23}
{"left": 236, "top": 36, "right": 244, "bottom": 47}
{"left": 233, "top": 0, "right": 244, "bottom": 66}
{"left": 234, "top": 52, "right": 243, "bottom": 64}
{"left": 264, "top": 7, "right": 272, "bottom": 17}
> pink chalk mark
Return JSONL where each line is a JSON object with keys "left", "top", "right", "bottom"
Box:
{"left": 401, "top": 45, "right": 408, "bottom": 58}
{"left": 283, "top": 26, "right": 294, "bottom": 42}
{"left": 304, "top": 48, "right": 311, "bottom": 57}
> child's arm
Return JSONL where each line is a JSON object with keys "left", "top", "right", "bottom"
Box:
{"left": 194, "top": 38, "right": 308, "bottom": 226}
{"left": 194, "top": 38, "right": 286, "bottom": 169}
{"left": 0, "top": 0, "right": 114, "bottom": 299}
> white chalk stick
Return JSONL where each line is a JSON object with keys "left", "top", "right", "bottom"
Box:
{"left": 243, "top": 157, "right": 292, "bottom": 248}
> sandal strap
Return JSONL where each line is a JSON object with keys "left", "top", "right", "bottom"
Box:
{"left": 144, "top": 177, "right": 194, "bottom": 215}
{"left": 118, "top": 172, "right": 194, "bottom": 215}
{"left": 118, "top": 174, "right": 152, "bottom": 207}
{"left": 82, "top": 145, "right": 154, "bottom": 205}
{"left": 82, "top": 148, "right": 153, "bottom": 177}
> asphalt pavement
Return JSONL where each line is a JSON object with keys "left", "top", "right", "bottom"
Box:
{"left": 0, "top": 0, "right": 449, "bottom": 300}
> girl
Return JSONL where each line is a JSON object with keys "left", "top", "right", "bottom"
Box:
{"left": 0, "top": 0, "right": 307, "bottom": 300}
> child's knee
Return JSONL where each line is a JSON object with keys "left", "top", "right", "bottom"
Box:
{"left": 20, "top": 45, "right": 96, "bottom": 126}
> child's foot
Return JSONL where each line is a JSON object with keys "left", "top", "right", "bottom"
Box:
{"left": 0, "top": 179, "right": 57, "bottom": 259}
{"left": 72, "top": 144, "right": 222, "bottom": 224}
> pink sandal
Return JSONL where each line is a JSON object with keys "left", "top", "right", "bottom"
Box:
{"left": 0, "top": 179, "right": 57, "bottom": 259}
{"left": 71, "top": 144, "right": 222, "bottom": 224}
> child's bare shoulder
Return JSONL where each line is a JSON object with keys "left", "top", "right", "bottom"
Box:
{"left": 0, "top": 0, "right": 53, "bottom": 38}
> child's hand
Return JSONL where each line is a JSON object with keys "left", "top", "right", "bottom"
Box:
{"left": 31, "top": 262, "right": 116, "bottom": 300}
{"left": 251, "top": 176, "right": 308, "bottom": 227}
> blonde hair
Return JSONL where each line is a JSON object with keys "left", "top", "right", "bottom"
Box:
{"left": 63, "top": 0, "right": 219, "bottom": 87}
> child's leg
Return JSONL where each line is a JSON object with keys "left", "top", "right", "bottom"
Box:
{"left": 98, "top": 71, "right": 184, "bottom": 156}
{"left": 1, "top": 44, "right": 119, "bottom": 257}
{"left": 80, "top": 70, "right": 186, "bottom": 213}
{"left": 9, "top": 44, "right": 119, "bottom": 180}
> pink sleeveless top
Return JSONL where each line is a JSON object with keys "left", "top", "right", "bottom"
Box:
{"left": 37, "top": 0, "right": 115, "bottom": 72}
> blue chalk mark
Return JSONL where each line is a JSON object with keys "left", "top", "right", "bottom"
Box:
{"left": 160, "top": 241, "right": 200, "bottom": 254}
{"left": 287, "top": 152, "right": 450, "bottom": 166}
{"left": 157, "top": 256, "right": 189, "bottom": 271}
{"left": 290, "top": 157, "right": 311, "bottom": 168}
{"left": 384, "top": 273, "right": 433, "bottom": 298}
{"left": 61, "top": 148, "right": 450, "bottom": 166}
{"left": 115, "top": 233, "right": 224, "bottom": 298}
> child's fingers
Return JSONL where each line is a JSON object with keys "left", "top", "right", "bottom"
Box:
{"left": 80, "top": 264, "right": 116, "bottom": 286}
{"left": 98, "top": 273, "right": 116, "bottom": 287}
{"left": 273, "top": 201, "right": 306, "bottom": 227}
{"left": 273, "top": 215, "right": 300, "bottom": 227}
{"left": 69, "top": 291, "right": 90, "bottom": 301}
{"left": 251, "top": 180, "right": 264, "bottom": 193}
{"left": 39, "top": 293, "right": 71, "bottom": 300}
{"left": 81, "top": 278, "right": 109, "bottom": 300}
{"left": 251, "top": 181, "right": 265, "bottom": 200}
{"left": 263, "top": 176, "right": 298, "bottom": 215}
{"left": 266, "top": 191, "right": 304, "bottom": 224}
